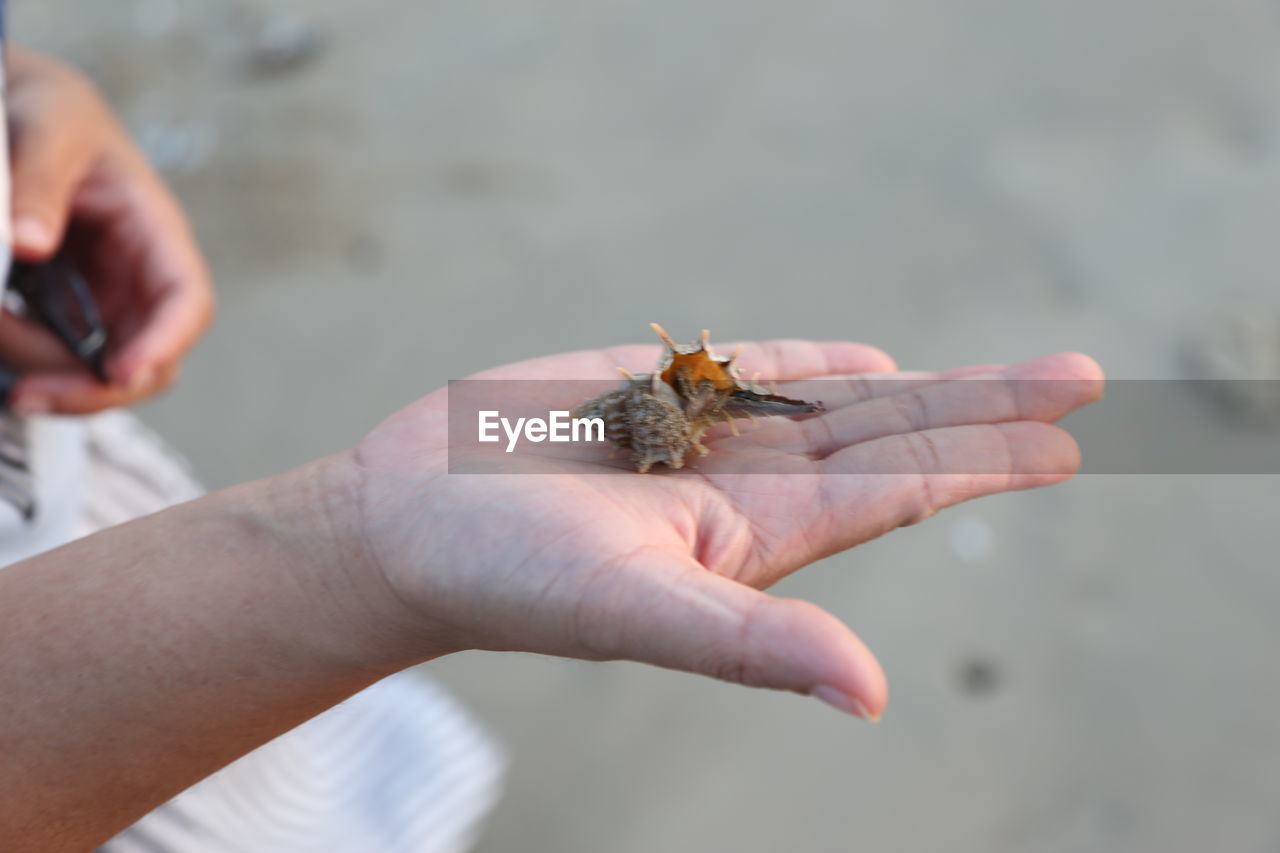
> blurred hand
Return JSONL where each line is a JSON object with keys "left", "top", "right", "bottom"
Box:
{"left": 340, "top": 340, "right": 1104, "bottom": 721}
{"left": 1, "top": 46, "right": 213, "bottom": 414}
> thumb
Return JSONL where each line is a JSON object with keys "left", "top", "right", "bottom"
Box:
{"left": 8, "top": 99, "right": 95, "bottom": 261}
{"left": 584, "top": 551, "right": 888, "bottom": 721}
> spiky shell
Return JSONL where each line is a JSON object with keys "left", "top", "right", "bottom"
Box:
{"left": 572, "top": 375, "right": 696, "bottom": 472}
{"left": 574, "top": 325, "right": 824, "bottom": 472}
{"left": 618, "top": 380, "right": 695, "bottom": 473}
{"left": 572, "top": 387, "right": 634, "bottom": 448}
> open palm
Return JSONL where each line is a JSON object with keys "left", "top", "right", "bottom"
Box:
{"left": 351, "top": 339, "right": 1103, "bottom": 720}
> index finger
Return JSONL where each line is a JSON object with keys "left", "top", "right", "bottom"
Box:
{"left": 49, "top": 105, "right": 217, "bottom": 390}
{"left": 107, "top": 274, "right": 213, "bottom": 390}
{"left": 473, "top": 338, "right": 897, "bottom": 382}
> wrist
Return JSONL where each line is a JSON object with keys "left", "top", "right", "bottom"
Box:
{"left": 251, "top": 451, "right": 451, "bottom": 674}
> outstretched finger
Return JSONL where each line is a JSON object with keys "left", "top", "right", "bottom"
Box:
{"left": 724, "top": 339, "right": 898, "bottom": 382}
{"left": 475, "top": 339, "right": 897, "bottom": 383}
{"left": 776, "top": 363, "right": 1008, "bottom": 412}
{"left": 806, "top": 421, "right": 1082, "bottom": 557}
{"left": 749, "top": 352, "right": 1102, "bottom": 459}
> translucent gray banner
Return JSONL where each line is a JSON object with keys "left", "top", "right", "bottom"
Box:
{"left": 445, "top": 379, "right": 1279, "bottom": 475}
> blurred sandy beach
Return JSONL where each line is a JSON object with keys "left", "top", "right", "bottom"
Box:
{"left": 14, "top": 1, "right": 1280, "bottom": 849}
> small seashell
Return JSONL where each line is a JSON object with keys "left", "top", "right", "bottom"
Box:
{"left": 573, "top": 324, "right": 823, "bottom": 472}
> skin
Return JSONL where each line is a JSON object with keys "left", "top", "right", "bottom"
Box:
{"left": 1, "top": 46, "right": 214, "bottom": 413}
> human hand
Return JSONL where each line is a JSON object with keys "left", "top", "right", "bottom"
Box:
{"left": 0, "top": 46, "right": 213, "bottom": 414}
{"left": 338, "top": 339, "right": 1103, "bottom": 721}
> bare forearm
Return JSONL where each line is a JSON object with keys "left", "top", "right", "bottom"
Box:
{"left": 0, "top": 453, "right": 425, "bottom": 851}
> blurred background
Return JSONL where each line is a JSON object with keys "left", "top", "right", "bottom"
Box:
{"left": 14, "top": 0, "right": 1280, "bottom": 849}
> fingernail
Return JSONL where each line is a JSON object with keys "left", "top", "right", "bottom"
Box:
{"left": 11, "top": 395, "right": 52, "bottom": 415}
{"left": 12, "top": 216, "right": 52, "bottom": 252}
{"left": 810, "top": 685, "right": 880, "bottom": 722}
